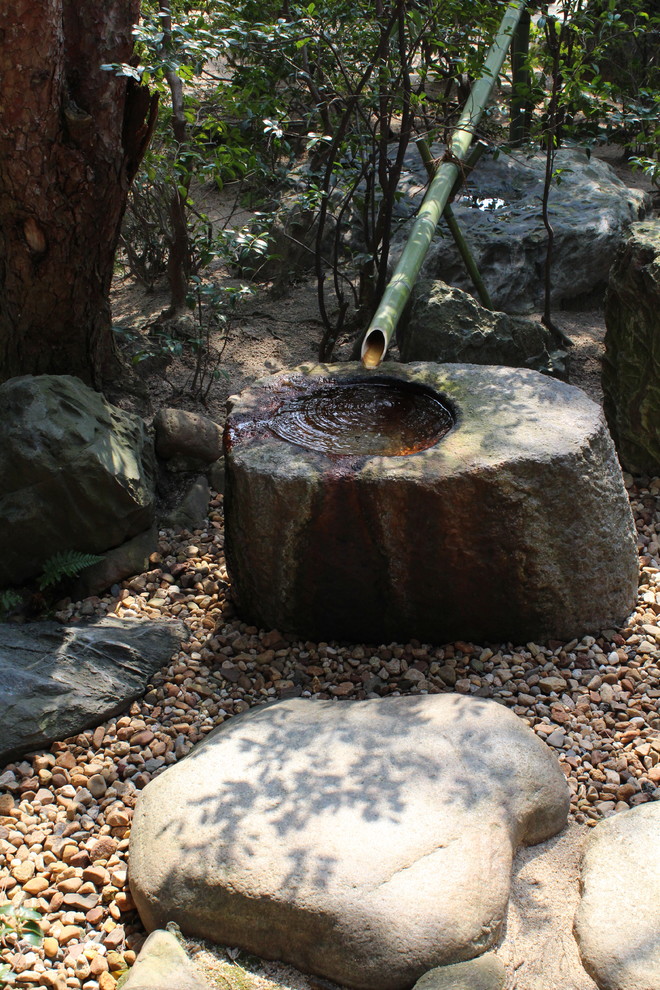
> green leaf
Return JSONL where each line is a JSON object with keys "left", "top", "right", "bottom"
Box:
{"left": 15, "top": 908, "right": 41, "bottom": 923}
{"left": 38, "top": 551, "right": 104, "bottom": 591}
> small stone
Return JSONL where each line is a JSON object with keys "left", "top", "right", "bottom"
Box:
{"left": 59, "top": 924, "right": 83, "bottom": 945}
{"left": 539, "top": 676, "right": 567, "bottom": 695}
{"left": 90, "top": 954, "right": 109, "bottom": 975}
{"left": 89, "top": 837, "right": 118, "bottom": 861}
{"left": 115, "top": 891, "right": 134, "bottom": 912}
{"left": 12, "top": 861, "right": 35, "bottom": 882}
{"left": 43, "top": 937, "right": 59, "bottom": 959}
{"left": 23, "top": 875, "right": 49, "bottom": 895}
{"left": 413, "top": 952, "right": 506, "bottom": 990}
{"left": 87, "top": 906, "right": 106, "bottom": 926}
{"left": 88, "top": 774, "right": 107, "bottom": 798}
{"left": 105, "top": 808, "right": 131, "bottom": 828}
{"left": 104, "top": 926, "right": 125, "bottom": 949}
{"left": 63, "top": 891, "right": 100, "bottom": 912}
{"left": 84, "top": 865, "right": 110, "bottom": 887}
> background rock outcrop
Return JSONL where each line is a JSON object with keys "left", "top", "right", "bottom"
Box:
{"left": 391, "top": 147, "right": 649, "bottom": 312}
{"left": 398, "top": 279, "right": 558, "bottom": 372}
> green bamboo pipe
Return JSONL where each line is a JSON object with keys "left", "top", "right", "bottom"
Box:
{"left": 361, "top": 0, "right": 528, "bottom": 368}
{"left": 416, "top": 137, "right": 494, "bottom": 310}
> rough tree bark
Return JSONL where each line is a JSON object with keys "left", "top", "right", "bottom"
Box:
{"left": 0, "top": 1, "right": 157, "bottom": 387}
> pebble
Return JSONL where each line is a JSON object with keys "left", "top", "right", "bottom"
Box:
{"left": 1, "top": 487, "right": 659, "bottom": 989}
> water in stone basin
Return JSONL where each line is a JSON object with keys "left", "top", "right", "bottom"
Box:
{"left": 268, "top": 379, "right": 454, "bottom": 457}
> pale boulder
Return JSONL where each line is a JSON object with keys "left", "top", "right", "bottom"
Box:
{"left": 130, "top": 694, "right": 570, "bottom": 990}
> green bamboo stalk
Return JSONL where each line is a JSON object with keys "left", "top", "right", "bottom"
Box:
{"left": 361, "top": 0, "right": 528, "bottom": 368}
{"left": 416, "top": 137, "right": 494, "bottom": 310}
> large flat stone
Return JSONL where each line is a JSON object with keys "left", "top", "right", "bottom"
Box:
{"left": 224, "top": 362, "right": 637, "bottom": 645}
{"left": 130, "top": 694, "right": 570, "bottom": 990}
{"left": 574, "top": 802, "right": 660, "bottom": 990}
{"left": 0, "top": 617, "right": 186, "bottom": 762}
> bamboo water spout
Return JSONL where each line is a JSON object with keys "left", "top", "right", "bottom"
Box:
{"left": 360, "top": 0, "right": 528, "bottom": 369}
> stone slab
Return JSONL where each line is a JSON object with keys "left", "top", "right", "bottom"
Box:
{"left": 130, "top": 694, "right": 570, "bottom": 990}
{"left": 0, "top": 617, "right": 186, "bottom": 762}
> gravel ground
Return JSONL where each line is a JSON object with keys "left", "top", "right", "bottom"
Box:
{"left": 0, "top": 476, "right": 659, "bottom": 990}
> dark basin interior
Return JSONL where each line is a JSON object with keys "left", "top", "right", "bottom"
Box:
{"left": 268, "top": 377, "right": 455, "bottom": 457}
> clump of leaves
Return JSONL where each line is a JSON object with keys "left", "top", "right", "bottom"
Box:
{"left": 38, "top": 551, "right": 104, "bottom": 591}
{"left": 0, "top": 903, "right": 44, "bottom": 985}
{"left": 0, "top": 589, "right": 22, "bottom": 619}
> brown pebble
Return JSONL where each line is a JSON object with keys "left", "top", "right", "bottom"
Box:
{"left": 12, "top": 861, "right": 35, "bottom": 882}
{"left": 86, "top": 905, "right": 106, "bottom": 926}
{"left": 58, "top": 924, "right": 83, "bottom": 945}
{"left": 88, "top": 773, "right": 107, "bottom": 798}
{"left": 104, "top": 926, "right": 125, "bottom": 949}
{"left": 55, "top": 752, "right": 76, "bottom": 771}
{"left": 89, "top": 837, "right": 118, "bottom": 861}
{"left": 90, "top": 954, "right": 109, "bottom": 975}
{"left": 23, "top": 875, "right": 49, "bottom": 895}
{"left": 84, "top": 864, "right": 110, "bottom": 886}
{"left": 69, "top": 849, "right": 90, "bottom": 868}
{"left": 115, "top": 890, "right": 135, "bottom": 912}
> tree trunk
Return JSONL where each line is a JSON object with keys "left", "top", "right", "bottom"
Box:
{"left": 0, "top": 0, "right": 157, "bottom": 387}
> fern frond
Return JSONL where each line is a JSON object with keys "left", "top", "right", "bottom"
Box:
{"left": 0, "top": 589, "right": 22, "bottom": 614}
{"left": 38, "top": 550, "right": 104, "bottom": 590}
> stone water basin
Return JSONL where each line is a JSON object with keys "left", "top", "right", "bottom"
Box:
{"left": 224, "top": 362, "right": 637, "bottom": 645}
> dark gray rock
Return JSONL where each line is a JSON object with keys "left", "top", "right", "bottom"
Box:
{"left": 130, "top": 695, "right": 569, "bottom": 990}
{"left": 123, "top": 930, "right": 211, "bottom": 990}
{"left": 602, "top": 220, "right": 660, "bottom": 474}
{"left": 391, "top": 147, "right": 649, "bottom": 313}
{"left": 0, "top": 375, "right": 156, "bottom": 588}
{"left": 398, "top": 279, "right": 558, "bottom": 372}
{"left": 413, "top": 953, "right": 506, "bottom": 990}
{"left": 223, "top": 362, "right": 637, "bottom": 645}
{"left": 70, "top": 526, "right": 158, "bottom": 599}
{"left": 154, "top": 408, "right": 223, "bottom": 463}
{"left": 0, "top": 617, "right": 186, "bottom": 762}
{"left": 574, "top": 802, "right": 660, "bottom": 990}
{"left": 162, "top": 477, "right": 210, "bottom": 531}
{"left": 208, "top": 458, "right": 225, "bottom": 494}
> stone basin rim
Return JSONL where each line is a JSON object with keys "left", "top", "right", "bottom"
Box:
{"left": 225, "top": 361, "right": 608, "bottom": 474}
